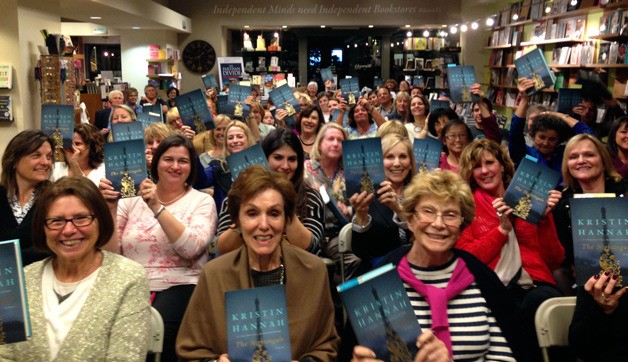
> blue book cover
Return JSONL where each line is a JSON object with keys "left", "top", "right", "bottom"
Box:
{"left": 111, "top": 121, "right": 145, "bottom": 142}
{"left": 226, "top": 143, "right": 269, "bottom": 181}
{"left": 571, "top": 197, "right": 628, "bottom": 286}
{"left": 216, "top": 94, "right": 229, "bottom": 115}
{"left": 503, "top": 155, "right": 560, "bottom": 225}
{"left": 41, "top": 104, "right": 74, "bottom": 149}
{"left": 373, "top": 77, "right": 383, "bottom": 89}
{"left": 137, "top": 111, "right": 162, "bottom": 129}
{"left": 412, "top": 76, "right": 424, "bottom": 88}
{"left": 331, "top": 109, "right": 349, "bottom": 128}
{"left": 320, "top": 67, "right": 334, "bottom": 83}
{"left": 413, "top": 137, "right": 443, "bottom": 173}
{"left": 342, "top": 138, "right": 385, "bottom": 198}
{"left": 202, "top": 74, "right": 219, "bottom": 91}
{"left": 175, "top": 88, "right": 215, "bottom": 133}
{"left": 429, "top": 99, "right": 450, "bottom": 111}
{"left": 104, "top": 139, "right": 147, "bottom": 198}
{"left": 514, "top": 48, "right": 556, "bottom": 96}
{"left": 0, "top": 239, "right": 31, "bottom": 345}
{"left": 225, "top": 285, "right": 292, "bottom": 362}
{"left": 339, "top": 78, "right": 360, "bottom": 105}
{"left": 447, "top": 65, "right": 480, "bottom": 103}
{"left": 556, "top": 88, "right": 583, "bottom": 114}
{"left": 269, "top": 84, "right": 301, "bottom": 118}
{"left": 143, "top": 104, "right": 163, "bottom": 117}
{"left": 226, "top": 84, "right": 252, "bottom": 119}
{"left": 338, "top": 263, "right": 421, "bottom": 361}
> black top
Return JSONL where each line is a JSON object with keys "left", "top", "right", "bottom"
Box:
{"left": 0, "top": 186, "right": 48, "bottom": 265}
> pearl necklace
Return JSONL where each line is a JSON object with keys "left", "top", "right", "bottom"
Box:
{"left": 157, "top": 188, "right": 188, "bottom": 206}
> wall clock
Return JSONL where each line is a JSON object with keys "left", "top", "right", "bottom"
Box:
{"left": 182, "top": 40, "right": 216, "bottom": 74}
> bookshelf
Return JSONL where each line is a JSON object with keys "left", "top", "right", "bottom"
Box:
{"left": 146, "top": 58, "right": 181, "bottom": 92}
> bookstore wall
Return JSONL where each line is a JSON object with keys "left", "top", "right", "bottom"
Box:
{"left": 484, "top": 0, "right": 628, "bottom": 113}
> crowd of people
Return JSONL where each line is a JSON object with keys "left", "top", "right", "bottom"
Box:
{"left": 1, "top": 75, "right": 627, "bottom": 361}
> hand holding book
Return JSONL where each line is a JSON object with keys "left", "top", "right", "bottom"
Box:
{"left": 517, "top": 78, "right": 535, "bottom": 97}
{"left": 583, "top": 271, "right": 628, "bottom": 315}
{"left": 492, "top": 197, "right": 514, "bottom": 235}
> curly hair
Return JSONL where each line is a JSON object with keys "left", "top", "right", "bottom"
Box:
{"left": 459, "top": 138, "right": 516, "bottom": 191}
{"left": 74, "top": 123, "right": 104, "bottom": 169}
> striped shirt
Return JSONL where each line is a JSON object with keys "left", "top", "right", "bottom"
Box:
{"left": 405, "top": 258, "right": 515, "bottom": 361}
{"left": 216, "top": 187, "right": 325, "bottom": 254}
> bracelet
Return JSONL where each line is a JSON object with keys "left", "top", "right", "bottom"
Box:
{"left": 154, "top": 206, "right": 166, "bottom": 219}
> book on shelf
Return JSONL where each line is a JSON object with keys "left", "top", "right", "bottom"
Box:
{"left": 338, "top": 78, "right": 360, "bottom": 105}
{"left": 41, "top": 104, "right": 74, "bottom": 150}
{"left": 226, "top": 143, "right": 269, "bottom": 181}
{"left": 111, "top": 121, "right": 145, "bottom": 142}
{"left": 619, "top": 43, "right": 627, "bottom": 64}
{"left": 503, "top": 155, "right": 560, "bottom": 225}
{"left": 268, "top": 83, "right": 301, "bottom": 127}
{"left": 226, "top": 84, "right": 252, "bottom": 119}
{"left": 414, "top": 37, "right": 427, "bottom": 50}
{"left": 505, "top": 68, "right": 518, "bottom": 87}
{"left": 175, "top": 88, "right": 215, "bottom": 133}
{"left": 514, "top": 48, "right": 555, "bottom": 96}
{"left": 447, "top": 65, "right": 480, "bottom": 104}
{"left": 202, "top": 74, "right": 219, "bottom": 91}
{"left": 556, "top": 88, "right": 582, "bottom": 114}
{"left": 570, "top": 44, "right": 582, "bottom": 65}
{"left": 104, "top": 139, "right": 147, "bottom": 198}
{"left": 0, "top": 95, "right": 12, "bottom": 121}
{"left": 520, "top": 0, "right": 531, "bottom": 20}
{"left": 0, "top": 239, "right": 31, "bottom": 345}
{"left": 609, "top": 42, "right": 619, "bottom": 64}
{"left": 505, "top": 91, "right": 517, "bottom": 107}
{"left": 554, "top": 73, "right": 565, "bottom": 90}
{"left": 532, "top": 21, "right": 546, "bottom": 42}
{"left": 342, "top": 138, "right": 385, "bottom": 198}
{"left": 598, "top": 43, "right": 611, "bottom": 64}
{"left": 571, "top": 197, "right": 628, "bottom": 286}
{"left": 225, "top": 284, "right": 292, "bottom": 362}
{"left": 413, "top": 137, "right": 442, "bottom": 173}
{"left": 337, "top": 263, "right": 421, "bottom": 361}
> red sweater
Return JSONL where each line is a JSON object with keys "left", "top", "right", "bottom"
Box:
{"left": 456, "top": 188, "right": 564, "bottom": 285}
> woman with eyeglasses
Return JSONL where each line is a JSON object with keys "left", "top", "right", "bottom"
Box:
{"left": 0, "top": 177, "right": 150, "bottom": 361}
{"left": 456, "top": 138, "right": 564, "bottom": 360}
{"left": 439, "top": 118, "right": 473, "bottom": 173}
{"left": 347, "top": 170, "right": 524, "bottom": 361}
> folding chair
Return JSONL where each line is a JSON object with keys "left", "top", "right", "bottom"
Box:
{"left": 337, "top": 223, "right": 353, "bottom": 283}
{"left": 534, "top": 296, "right": 577, "bottom": 362}
{"left": 148, "top": 306, "right": 164, "bottom": 362}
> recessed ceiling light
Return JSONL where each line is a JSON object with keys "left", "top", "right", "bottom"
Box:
{"left": 368, "top": 25, "right": 374, "bottom": 28}
{"left": 244, "top": 25, "right": 250, "bottom": 28}
{"left": 132, "top": 26, "right": 141, "bottom": 30}
{"left": 321, "top": 25, "right": 326, "bottom": 28}
{"left": 405, "top": 25, "right": 411, "bottom": 28}
{"left": 282, "top": 25, "right": 287, "bottom": 28}
{"left": 90, "top": 16, "right": 101, "bottom": 20}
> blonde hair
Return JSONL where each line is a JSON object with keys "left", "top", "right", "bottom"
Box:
{"left": 402, "top": 170, "right": 475, "bottom": 230}
{"left": 165, "top": 107, "right": 181, "bottom": 129}
{"left": 377, "top": 120, "right": 409, "bottom": 138}
{"left": 562, "top": 134, "right": 622, "bottom": 190}
{"left": 221, "top": 120, "right": 256, "bottom": 171}
{"left": 381, "top": 134, "right": 416, "bottom": 185}
{"left": 294, "top": 92, "right": 312, "bottom": 107}
{"left": 144, "top": 123, "right": 177, "bottom": 144}
{"left": 208, "top": 114, "right": 231, "bottom": 149}
{"left": 309, "top": 123, "right": 348, "bottom": 161}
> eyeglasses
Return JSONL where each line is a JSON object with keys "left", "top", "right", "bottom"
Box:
{"left": 444, "top": 134, "right": 467, "bottom": 141}
{"left": 45, "top": 215, "right": 96, "bottom": 230}
{"left": 415, "top": 208, "right": 463, "bottom": 227}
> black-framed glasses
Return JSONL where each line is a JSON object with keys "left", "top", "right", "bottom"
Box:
{"left": 45, "top": 215, "right": 96, "bottom": 230}
{"left": 444, "top": 134, "right": 467, "bottom": 141}
{"left": 415, "top": 208, "right": 463, "bottom": 227}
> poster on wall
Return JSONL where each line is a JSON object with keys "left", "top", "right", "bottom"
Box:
{"left": 217, "top": 57, "right": 244, "bottom": 91}
{"left": 0, "top": 65, "right": 12, "bottom": 89}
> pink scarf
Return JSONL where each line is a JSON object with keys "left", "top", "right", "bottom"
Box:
{"left": 397, "top": 255, "right": 475, "bottom": 357}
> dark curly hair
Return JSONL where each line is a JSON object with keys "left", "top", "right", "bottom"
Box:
{"left": 74, "top": 123, "right": 104, "bottom": 169}
{"left": 347, "top": 103, "right": 373, "bottom": 129}
{"left": 529, "top": 113, "right": 571, "bottom": 144}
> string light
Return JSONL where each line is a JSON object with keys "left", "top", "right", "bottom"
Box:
{"left": 461, "top": 24, "right": 468, "bottom": 32}
{"left": 471, "top": 22, "right": 479, "bottom": 30}
{"left": 450, "top": 26, "right": 458, "bottom": 34}
{"left": 486, "top": 17, "right": 495, "bottom": 26}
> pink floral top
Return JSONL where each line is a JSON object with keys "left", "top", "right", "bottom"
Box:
{"left": 117, "top": 188, "right": 217, "bottom": 291}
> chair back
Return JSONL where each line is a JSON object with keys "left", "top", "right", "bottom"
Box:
{"left": 149, "top": 306, "right": 164, "bottom": 361}
{"left": 338, "top": 223, "right": 353, "bottom": 253}
{"left": 534, "top": 296, "right": 576, "bottom": 362}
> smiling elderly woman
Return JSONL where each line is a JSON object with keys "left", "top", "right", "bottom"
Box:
{"left": 177, "top": 165, "right": 339, "bottom": 361}
{"left": 347, "top": 171, "right": 525, "bottom": 362}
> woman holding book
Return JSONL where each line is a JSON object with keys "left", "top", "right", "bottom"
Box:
{"left": 304, "top": 122, "right": 362, "bottom": 280}
{"left": 202, "top": 120, "right": 256, "bottom": 210}
{"left": 215, "top": 128, "right": 324, "bottom": 256}
{"left": 165, "top": 107, "right": 196, "bottom": 140}
{"left": 56, "top": 123, "right": 106, "bottom": 185}
{"left": 0, "top": 177, "right": 150, "bottom": 361}
{"left": 348, "top": 170, "right": 524, "bottom": 361}
{"left": 296, "top": 105, "right": 324, "bottom": 160}
{"left": 349, "top": 134, "right": 415, "bottom": 269}
{"left": 177, "top": 165, "right": 339, "bottom": 361}
{"left": 405, "top": 94, "right": 430, "bottom": 140}
{"left": 607, "top": 116, "right": 628, "bottom": 178}
{"left": 456, "top": 138, "right": 564, "bottom": 360}
{"left": 0, "top": 130, "right": 54, "bottom": 265}
{"left": 553, "top": 134, "right": 627, "bottom": 295}
{"left": 438, "top": 118, "right": 473, "bottom": 173}
{"left": 100, "top": 134, "right": 217, "bottom": 361}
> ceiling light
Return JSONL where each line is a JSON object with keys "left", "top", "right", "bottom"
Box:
{"left": 512, "top": 13, "right": 519, "bottom": 20}
{"left": 486, "top": 17, "right": 494, "bottom": 26}
{"left": 244, "top": 25, "right": 249, "bottom": 28}
{"left": 407, "top": 31, "right": 412, "bottom": 37}
{"left": 368, "top": 25, "right": 374, "bottom": 28}
{"left": 390, "top": 43, "right": 394, "bottom": 47}
{"left": 273, "top": 32, "right": 279, "bottom": 37}
{"left": 450, "top": 26, "right": 457, "bottom": 34}
{"left": 320, "top": 25, "right": 326, "bottom": 28}
{"left": 461, "top": 24, "right": 468, "bottom": 32}
{"left": 132, "top": 26, "right": 141, "bottom": 30}
{"left": 423, "top": 30, "right": 430, "bottom": 37}
{"left": 545, "top": 6, "right": 551, "bottom": 13}
{"left": 347, "top": 44, "right": 350, "bottom": 48}
{"left": 405, "top": 25, "right": 411, "bottom": 28}
{"left": 90, "top": 16, "right": 101, "bottom": 20}
{"left": 471, "top": 22, "right": 479, "bottom": 30}
{"left": 354, "top": 43, "right": 358, "bottom": 48}
{"left": 282, "top": 25, "right": 287, "bottom": 29}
